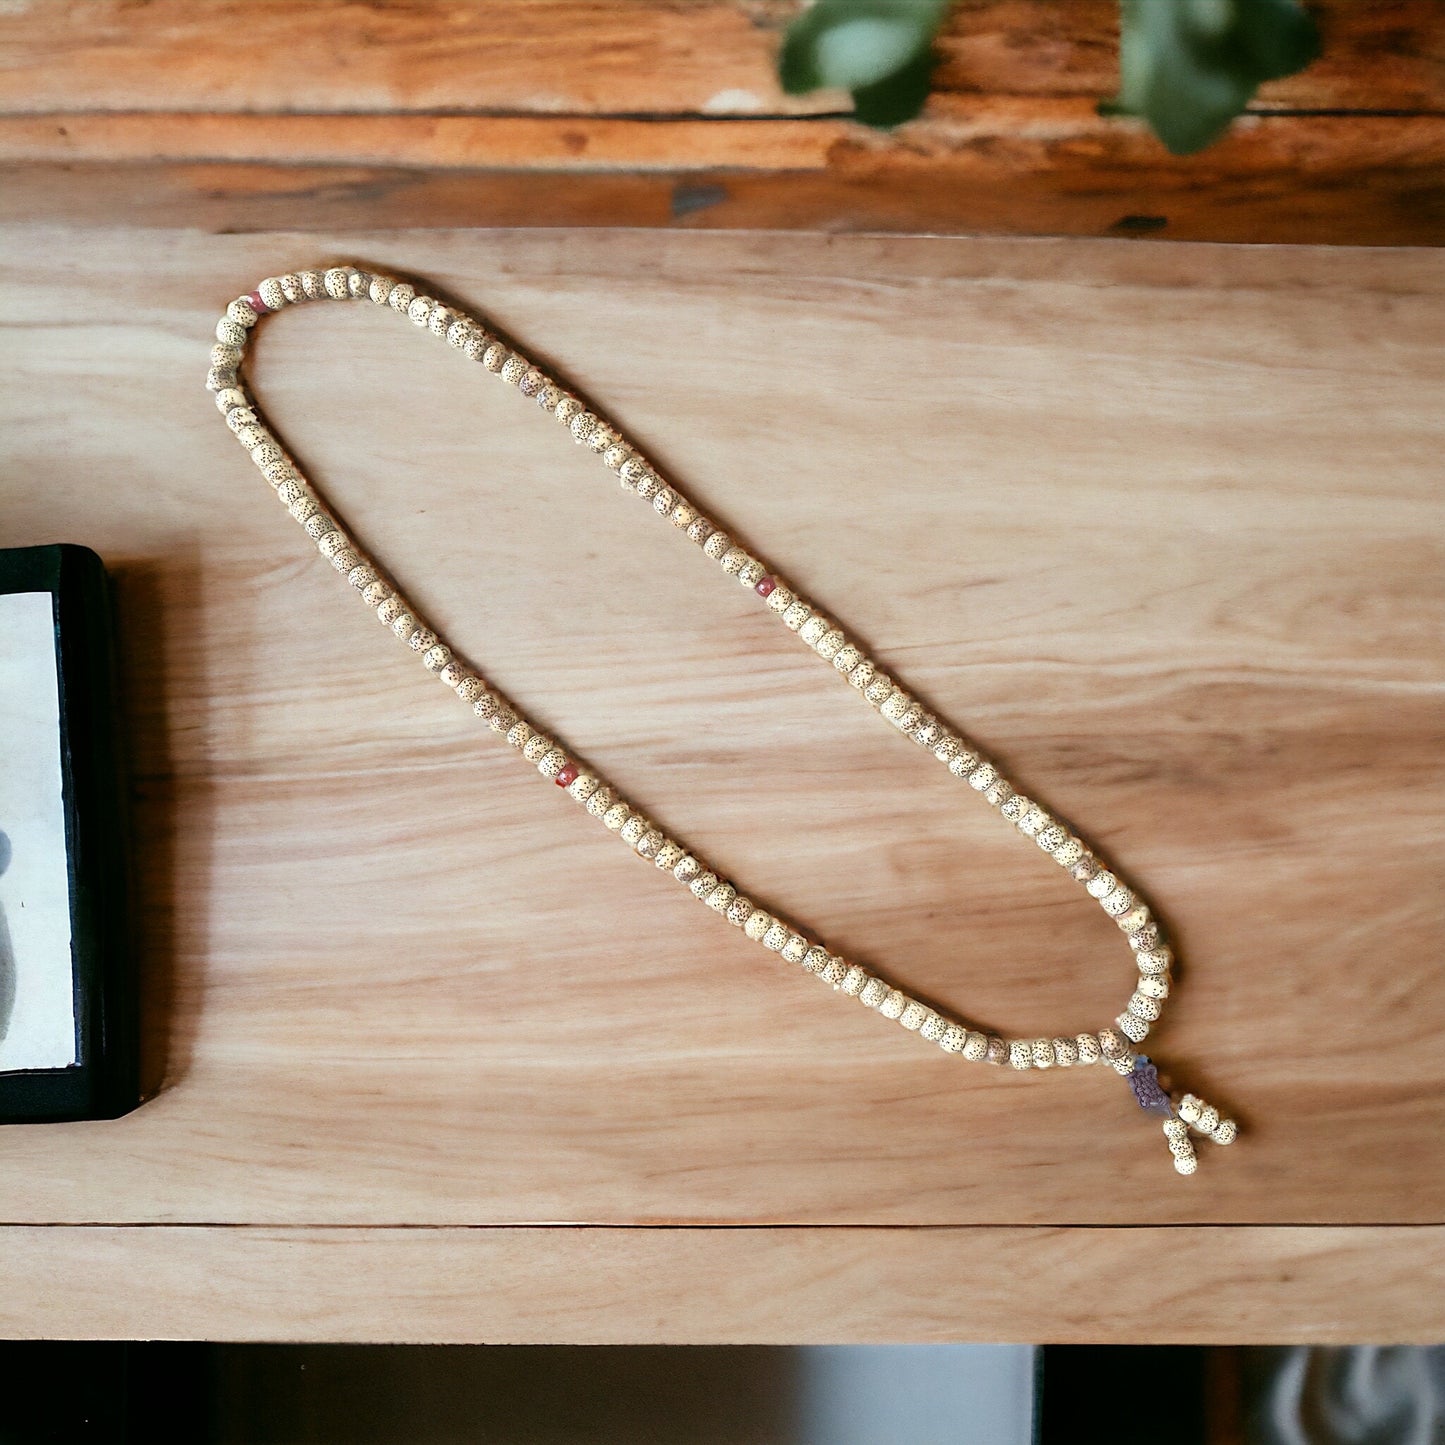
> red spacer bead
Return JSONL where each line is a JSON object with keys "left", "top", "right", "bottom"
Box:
{"left": 755, "top": 575, "right": 776, "bottom": 597}
{"left": 246, "top": 290, "right": 270, "bottom": 314}
{"left": 555, "top": 763, "right": 579, "bottom": 788}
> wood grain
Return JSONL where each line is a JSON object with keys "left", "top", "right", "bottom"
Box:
{"left": 5, "top": 1226, "right": 1442, "bottom": 1344}
{"left": 1, "top": 1, "right": 1441, "bottom": 243}
{"left": 1, "top": 225, "right": 1442, "bottom": 1337}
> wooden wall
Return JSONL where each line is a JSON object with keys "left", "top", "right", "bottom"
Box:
{"left": 1, "top": 0, "right": 1442, "bottom": 242}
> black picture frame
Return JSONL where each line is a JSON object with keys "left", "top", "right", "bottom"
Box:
{"left": 0, "top": 543, "right": 138, "bottom": 1122}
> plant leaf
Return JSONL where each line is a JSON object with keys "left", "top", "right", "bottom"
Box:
{"left": 1115, "top": 0, "right": 1321, "bottom": 155}
{"left": 779, "top": 0, "right": 949, "bottom": 128}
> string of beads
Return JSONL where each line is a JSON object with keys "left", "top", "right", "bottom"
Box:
{"left": 209, "top": 264, "right": 1237, "bottom": 1175}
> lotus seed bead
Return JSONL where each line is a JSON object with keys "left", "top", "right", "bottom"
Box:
{"left": 1076, "top": 1033, "right": 1101, "bottom": 1065}
{"left": 744, "top": 910, "right": 771, "bottom": 941}
{"left": 802, "top": 946, "right": 830, "bottom": 974}
{"left": 781, "top": 933, "right": 808, "bottom": 963}
{"left": 900, "top": 1001, "right": 930, "bottom": 1032}
{"left": 1117, "top": 1011, "right": 1149, "bottom": 1043}
{"left": 920, "top": 1013, "right": 946, "bottom": 1043}
{"left": 860, "top": 978, "right": 889, "bottom": 1008}
{"left": 703, "top": 533, "right": 733, "bottom": 562}
{"left": 1173, "top": 1151, "right": 1198, "bottom": 1176}
{"left": 1195, "top": 1104, "right": 1220, "bottom": 1135}
{"left": 1018, "top": 806, "right": 1050, "bottom": 838}
{"left": 653, "top": 841, "right": 684, "bottom": 871}
{"left": 962, "top": 1031, "right": 988, "bottom": 1062}
{"left": 1008, "top": 1041, "right": 1032, "bottom": 1070}
{"left": 1136, "top": 948, "right": 1173, "bottom": 976}
{"left": 1031, "top": 1039, "right": 1054, "bottom": 1069}
{"left": 258, "top": 277, "right": 286, "bottom": 310}
{"left": 879, "top": 991, "right": 908, "bottom": 1021}
{"left": 1212, "top": 1119, "right": 1238, "bottom": 1146}
{"left": 985, "top": 780, "right": 1013, "bottom": 808}
{"left": 387, "top": 282, "right": 415, "bottom": 311}
{"left": 783, "top": 602, "right": 811, "bottom": 631}
{"left": 1000, "top": 794, "right": 1027, "bottom": 822}
{"left": 1098, "top": 1027, "right": 1127, "bottom": 1060}
{"left": 1102, "top": 887, "right": 1136, "bottom": 918}
{"left": 1052, "top": 1037, "right": 1079, "bottom": 1067}
{"left": 941, "top": 1024, "right": 967, "bottom": 1054}
{"left": 820, "top": 958, "right": 848, "bottom": 986}
{"left": 1037, "top": 825, "right": 1066, "bottom": 853}
{"left": 986, "top": 1037, "right": 1008, "bottom": 1066}
{"left": 763, "top": 922, "right": 791, "bottom": 953}
{"left": 968, "top": 763, "right": 997, "bottom": 792}
{"left": 1137, "top": 974, "right": 1169, "bottom": 1001}
{"left": 407, "top": 628, "right": 437, "bottom": 653}
{"left": 369, "top": 276, "right": 395, "bottom": 305}
{"left": 362, "top": 581, "right": 391, "bottom": 607}
{"left": 689, "top": 869, "right": 718, "bottom": 898}
{"left": 841, "top": 966, "right": 868, "bottom": 997}
{"left": 726, "top": 896, "right": 753, "bottom": 927}
{"left": 706, "top": 883, "right": 737, "bottom": 914}
{"left": 800, "top": 615, "right": 831, "bottom": 647}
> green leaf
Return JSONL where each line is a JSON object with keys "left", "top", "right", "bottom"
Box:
{"left": 779, "top": 0, "right": 949, "bottom": 128}
{"left": 1115, "top": 0, "right": 1321, "bottom": 155}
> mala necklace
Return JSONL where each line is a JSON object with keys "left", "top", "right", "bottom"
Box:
{"left": 209, "top": 264, "right": 1238, "bottom": 1177}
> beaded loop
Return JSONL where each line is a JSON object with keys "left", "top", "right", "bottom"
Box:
{"left": 212, "top": 265, "right": 1237, "bottom": 1177}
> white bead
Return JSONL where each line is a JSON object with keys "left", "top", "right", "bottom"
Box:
{"left": 1212, "top": 1119, "right": 1238, "bottom": 1146}
{"left": 841, "top": 966, "right": 868, "bottom": 997}
{"left": 1173, "top": 1152, "right": 1198, "bottom": 1176}
{"left": 879, "top": 990, "right": 907, "bottom": 1021}
{"left": 388, "top": 282, "right": 415, "bottom": 312}
{"left": 1136, "top": 974, "right": 1169, "bottom": 1000}
{"left": 919, "top": 1013, "right": 946, "bottom": 1042}
{"left": 1116, "top": 1011, "right": 1149, "bottom": 1043}
{"left": 962, "top": 1031, "right": 988, "bottom": 1061}
{"left": 1075, "top": 1033, "right": 1101, "bottom": 1065}
{"left": 801, "top": 946, "right": 830, "bottom": 974}
{"left": 763, "top": 922, "right": 790, "bottom": 952}
{"left": 967, "top": 763, "right": 997, "bottom": 792}
{"left": 1008, "top": 1041, "right": 1032, "bottom": 1070}
{"left": 940, "top": 1024, "right": 967, "bottom": 1054}
{"left": 1128, "top": 992, "right": 1162, "bottom": 1022}
{"left": 743, "top": 910, "right": 772, "bottom": 941}
{"left": 781, "top": 933, "right": 808, "bottom": 963}
{"left": 1031, "top": 1038, "right": 1054, "bottom": 1069}
{"left": 859, "top": 977, "right": 889, "bottom": 1008}
{"left": 705, "top": 882, "right": 737, "bottom": 913}
{"left": 900, "top": 1001, "right": 930, "bottom": 1032}
{"left": 1101, "top": 886, "right": 1135, "bottom": 917}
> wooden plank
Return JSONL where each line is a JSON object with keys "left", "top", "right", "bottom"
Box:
{"left": 3, "top": 108, "right": 1442, "bottom": 244}
{"left": 1, "top": 1, "right": 1439, "bottom": 242}
{"left": 1, "top": 225, "right": 1441, "bottom": 1244}
{"left": 5, "top": 1225, "right": 1442, "bottom": 1344}
{"left": 0, "top": 0, "right": 1438, "bottom": 115}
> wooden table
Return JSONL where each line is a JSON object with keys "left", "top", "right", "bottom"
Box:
{"left": 1, "top": 225, "right": 1442, "bottom": 1343}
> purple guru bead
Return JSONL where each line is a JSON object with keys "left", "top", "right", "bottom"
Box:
{"left": 1129, "top": 1055, "right": 1175, "bottom": 1116}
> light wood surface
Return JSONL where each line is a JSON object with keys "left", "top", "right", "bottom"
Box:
{"left": 1, "top": 225, "right": 1442, "bottom": 1339}
{"left": 1, "top": 1, "right": 1442, "bottom": 243}
{"left": 7, "top": 1226, "right": 1443, "bottom": 1345}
